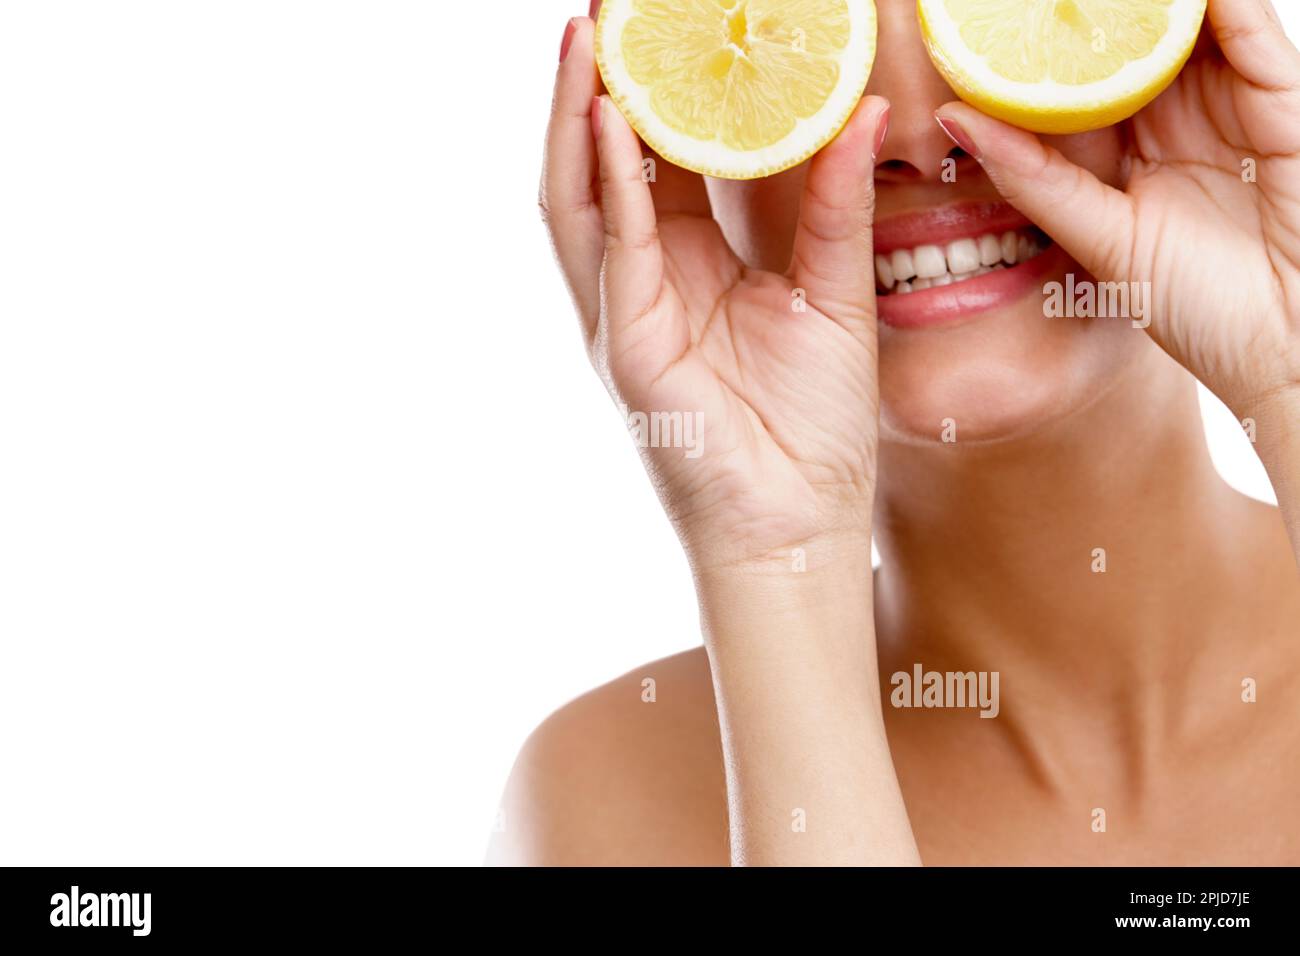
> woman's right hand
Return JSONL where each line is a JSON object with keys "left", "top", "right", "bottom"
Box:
{"left": 543, "top": 16, "right": 891, "bottom": 575}
{"left": 536, "top": 19, "right": 920, "bottom": 867}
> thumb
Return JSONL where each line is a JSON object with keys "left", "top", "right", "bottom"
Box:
{"left": 934, "top": 102, "right": 1136, "bottom": 282}
{"left": 789, "top": 95, "right": 891, "bottom": 332}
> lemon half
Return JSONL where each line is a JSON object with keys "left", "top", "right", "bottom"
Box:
{"left": 596, "top": 0, "right": 878, "bottom": 180}
{"left": 919, "top": 0, "right": 1207, "bottom": 134}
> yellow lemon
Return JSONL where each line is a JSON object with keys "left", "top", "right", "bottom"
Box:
{"left": 918, "top": 0, "right": 1207, "bottom": 135}
{"left": 596, "top": 0, "right": 877, "bottom": 180}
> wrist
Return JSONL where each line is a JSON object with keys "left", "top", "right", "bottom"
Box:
{"left": 674, "top": 492, "right": 874, "bottom": 571}
{"left": 1222, "top": 364, "right": 1299, "bottom": 425}
{"left": 692, "top": 533, "right": 876, "bottom": 654}
{"left": 1238, "top": 384, "right": 1300, "bottom": 569}
{"left": 1234, "top": 384, "right": 1299, "bottom": 456}
{"left": 690, "top": 531, "right": 874, "bottom": 595}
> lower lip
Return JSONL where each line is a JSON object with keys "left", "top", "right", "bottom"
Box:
{"left": 876, "top": 244, "right": 1069, "bottom": 330}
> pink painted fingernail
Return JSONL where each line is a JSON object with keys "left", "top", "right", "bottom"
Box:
{"left": 560, "top": 18, "right": 578, "bottom": 63}
{"left": 591, "top": 96, "right": 604, "bottom": 140}
{"left": 936, "top": 113, "right": 981, "bottom": 160}
{"left": 872, "top": 106, "right": 891, "bottom": 161}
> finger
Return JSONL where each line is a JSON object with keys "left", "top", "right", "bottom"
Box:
{"left": 540, "top": 16, "right": 604, "bottom": 342}
{"left": 592, "top": 95, "right": 681, "bottom": 378}
{"left": 934, "top": 102, "right": 1137, "bottom": 282}
{"left": 588, "top": 0, "right": 708, "bottom": 222}
{"left": 1208, "top": 0, "right": 1300, "bottom": 93}
{"left": 788, "top": 96, "right": 890, "bottom": 331}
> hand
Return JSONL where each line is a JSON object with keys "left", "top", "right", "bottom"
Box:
{"left": 542, "top": 17, "right": 890, "bottom": 573}
{"left": 934, "top": 0, "right": 1300, "bottom": 421}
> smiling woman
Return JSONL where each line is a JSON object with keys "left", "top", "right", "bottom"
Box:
{"left": 495, "top": 0, "right": 1300, "bottom": 867}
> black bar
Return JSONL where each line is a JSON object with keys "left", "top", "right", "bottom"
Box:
{"left": 0, "top": 866, "right": 1289, "bottom": 944}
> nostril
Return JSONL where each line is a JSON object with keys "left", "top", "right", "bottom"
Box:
{"left": 874, "top": 152, "right": 971, "bottom": 182}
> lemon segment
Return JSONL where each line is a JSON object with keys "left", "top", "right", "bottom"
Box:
{"left": 596, "top": 0, "right": 877, "bottom": 180}
{"left": 918, "top": 0, "right": 1207, "bottom": 134}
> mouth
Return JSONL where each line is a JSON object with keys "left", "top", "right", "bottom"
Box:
{"left": 875, "top": 225, "right": 1052, "bottom": 296}
{"left": 871, "top": 202, "right": 1062, "bottom": 329}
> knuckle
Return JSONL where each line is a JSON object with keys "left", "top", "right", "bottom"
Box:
{"left": 537, "top": 187, "right": 554, "bottom": 228}
{"left": 603, "top": 222, "right": 660, "bottom": 255}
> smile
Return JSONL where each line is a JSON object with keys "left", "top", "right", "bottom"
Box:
{"left": 876, "top": 227, "right": 1051, "bottom": 296}
{"left": 871, "top": 202, "right": 1063, "bottom": 330}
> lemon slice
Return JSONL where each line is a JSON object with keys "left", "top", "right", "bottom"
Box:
{"left": 595, "top": 0, "right": 877, "bottom": 180}
{"left": 918, "top": 0, "right": 1206, "bottom": 134}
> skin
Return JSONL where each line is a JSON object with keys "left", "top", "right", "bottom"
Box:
{"left": 490, "top": 0, "right": 1300, "bottom": 865}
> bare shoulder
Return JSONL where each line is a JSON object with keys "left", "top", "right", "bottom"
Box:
{"left": 486, "top": 647, "right": 729, "bottom": 866}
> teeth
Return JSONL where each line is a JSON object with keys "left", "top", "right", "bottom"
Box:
{"left": 914, "top": 245, "right": 947, "bottom": 279}
{"left": 891, "top": 248, "right": 917, "bottom": 282}
{"left": 1001, "top": 231, "right": 1018, "bottom": 265}
{"left": 945, "top": 238, "right": 981, "bottom": 275}
{"left": 875, "top": 254, "right": 895, "bottom": 290}
{"left": 978, "top": 234, "right": 1002, "bottom": 267}
{"left": 875, "top": 227, "right": 1048, "bottom": 295}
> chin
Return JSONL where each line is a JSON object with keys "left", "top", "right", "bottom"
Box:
{"left": 877, "top": 258, "right": 1144, "bottom": 446}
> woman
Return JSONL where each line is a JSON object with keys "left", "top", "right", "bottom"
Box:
{"left": 490, "top": 0, "right": 1300, "bottom": 865}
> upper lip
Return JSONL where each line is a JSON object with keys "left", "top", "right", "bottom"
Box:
{"left": 872, "top": 201, "right": 1034, "bottom": 256}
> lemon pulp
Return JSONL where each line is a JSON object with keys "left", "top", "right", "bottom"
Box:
{"left": 947, "top": 0, "right": 1169, "bottom": 85}
{"left": 624, "top": 0, "right": 850, "bottom": 150}
{"left": 597, "top": 0, "right": 877, "bottom": 179}
{"left": 919, "top": 0, "right": 1206, "bottom": 134}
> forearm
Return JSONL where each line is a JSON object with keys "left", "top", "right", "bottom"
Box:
{"left": 1243, "top": 388, "right": 1300, "bottom": 570}
{"left": 695, "top": 544, "right": 921, "bottom": 866}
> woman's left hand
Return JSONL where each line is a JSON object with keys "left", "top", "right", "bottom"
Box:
{"left": 934, "top": 0, "right": 1300, "bottom": 422}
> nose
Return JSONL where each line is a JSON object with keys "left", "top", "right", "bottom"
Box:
{"left": 867, "top": 0, "right": 977, "bottom": 184}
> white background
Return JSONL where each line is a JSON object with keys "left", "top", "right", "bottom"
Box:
{"left": 0, "top": 2, "right": 1291, "bottom": 866}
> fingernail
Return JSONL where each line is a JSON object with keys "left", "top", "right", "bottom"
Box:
{"left": 591, "top": 96, "right": 604, "bottom": 140}
{"left": 560, "top": 18, "right": 578, "bottom": 63}
{"left": 872, "top": 106, "right": 891, "bottom": 162}
{"left": 589, "top": 0, "right": 602, "bottom": 19}
{"left": 935, "top": 112, "right": 981, "bottom": 160}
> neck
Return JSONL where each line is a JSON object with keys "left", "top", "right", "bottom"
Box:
{"left": 872, "top": 350, "right": 1261, "bottom": 790}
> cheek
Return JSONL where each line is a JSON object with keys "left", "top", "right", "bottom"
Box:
{"left": 706, "top": 165, "right": 807, "bottom": 271}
